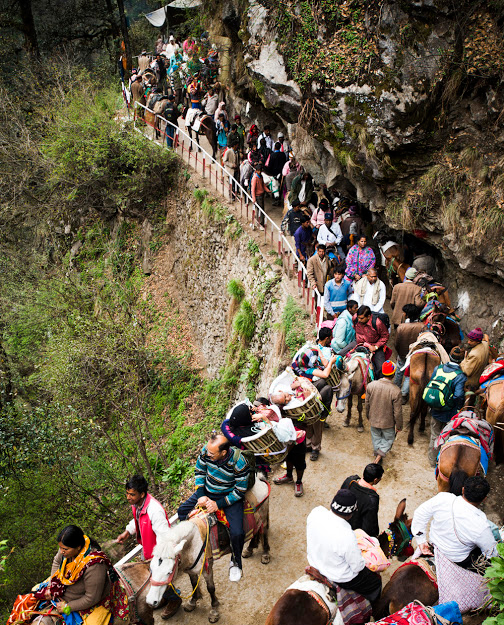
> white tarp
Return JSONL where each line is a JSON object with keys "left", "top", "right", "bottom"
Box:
{"left": 145, "top": 0, "right": 201, "bottom": 25}
{"left": 167, "top": 0, "right": 202, "bottom": 8}
{"left": 145, "top": 7, "right": 167, "bottom": 27}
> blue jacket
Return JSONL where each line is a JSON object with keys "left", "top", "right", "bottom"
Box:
{"left": 324, "top": 278, "right": 352, "bottom": 315}
{"left": 331, "top": 310, "right": 356, "bottom": 352}
{"left": 430, "top": 362, "right": 467, "bottom": 423}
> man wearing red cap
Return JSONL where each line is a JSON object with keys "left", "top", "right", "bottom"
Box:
{"left": 461, "top": 327, "right": 489, "bottom": 388}
{"left": 365, "top": 361, "right": 402, "bottom": 463}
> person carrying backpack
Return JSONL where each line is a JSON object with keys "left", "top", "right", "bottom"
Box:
{"left": 424, "top": 346, "right": 467, "bottom": 467}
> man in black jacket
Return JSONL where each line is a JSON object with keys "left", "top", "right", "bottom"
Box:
{"left": 341, "top": 463, "right": 384, "bottom": 537}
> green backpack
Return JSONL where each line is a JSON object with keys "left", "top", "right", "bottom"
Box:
{"left": 422, "top": 366, "right": 459, "bottom": 409}
{"left": 233, "top": 447, "right": 256, "bottom": 491}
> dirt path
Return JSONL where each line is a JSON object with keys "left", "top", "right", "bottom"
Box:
{"left": 154, "top": 401, "right": 503, "bottom": 625}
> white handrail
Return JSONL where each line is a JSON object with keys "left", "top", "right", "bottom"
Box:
{"left": 114, "top": 512, "right": 179, "bottom": 566}
{"left": 132, "top": 100, "right": 324, "bottom": 326}
{"left": 116, "top": 100, "right": 325, "bottom": 567}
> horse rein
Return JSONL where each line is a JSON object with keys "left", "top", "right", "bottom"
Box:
{"left": 307, "top": 590, "right": 332, "bottom": 625}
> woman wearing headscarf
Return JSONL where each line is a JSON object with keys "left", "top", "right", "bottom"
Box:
{"left": 214, "top": 101, "right": 228, "bottom": 123}
{"left": 7, "top": 525, "right": 128, "bottom": 625}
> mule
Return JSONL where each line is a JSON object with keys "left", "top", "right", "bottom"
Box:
{"left": 485, "top": 379, "right": 504, "bottom": 464}
{"left": 182, "top": 106, "right": 217, "bottom": 159}
{"left": 115, "top": 561, "right": 154, "bottom": 625}
{"left": 343, "top": 350, "right": 373, "bottom": 432}
{"left": 265, "top": 588, "right": 336, "bottom": 625}
{"left": 408, "top": 349, "right": 440, "bottom": 445}
{"left": 437, "top": 438, "right": 481, "bottom": 494}
{"left": 374, "top": 499, "right": 438, "bottom": 619}
{"left": 146, "top": 478, "right": 270, "bottom": 622}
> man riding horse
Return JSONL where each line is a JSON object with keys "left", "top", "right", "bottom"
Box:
{"left": 177, "top": 433, "right": 250, "bottom": 582}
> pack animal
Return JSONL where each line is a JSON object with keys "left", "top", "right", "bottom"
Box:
{"left": 146, "top": 478, "right": 270, "bottom": 623}
{"left": 181, "top": 105, "right": 217, "bottom": 159}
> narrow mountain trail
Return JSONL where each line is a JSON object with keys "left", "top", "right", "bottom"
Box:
{"left": 129, "top": 108, "right": 503, "bottom": 625}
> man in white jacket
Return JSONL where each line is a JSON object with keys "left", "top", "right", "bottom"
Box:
{"left": 411, "top": 476, "right": 497, "bottom": 571}
{"left": 306, "top": 489, "right": 382, "bottom": 603}
{"left": 353, "top": 268, "right": 386, "bottom": 313}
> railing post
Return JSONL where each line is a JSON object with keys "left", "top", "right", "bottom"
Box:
{"left": 203, "top": 156, "right": 206, "bottom": 178}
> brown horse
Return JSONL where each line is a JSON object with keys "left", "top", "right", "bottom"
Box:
{"left": 408, "top": 349, "right": 441, "bottom": 445}
{"left": 374, "top": 500, "right": 438, "bottom": 619}
{"left": 485, "top": 379, "right": 504, "bottom": 464}
{"left": 436, "top": 436, "right": 481, "bottom": 493}
{"left": 265, "top": 589, "right": 333, "bottom": 625}
{"left": 343, "top": 351, "right": 373, "bottom": 432}
{"left": 115, "top": 561, "right": 154, "bottom": 625}
{"left": 182, "top": 106, "right": 218, "bottom": 158}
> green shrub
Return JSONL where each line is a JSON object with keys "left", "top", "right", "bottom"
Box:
{"left": 234, "top": 300, "right": 256, "bottom": 343}
{"left": 280, "top": 296, "right": 308, "bottom": 355}
{"left": 227, "top": 279, "right": 245, "bottom": 303}
{"left": 483, "top": 542, "right": 504, "bottom": 625}
{"left": 247, "top": 239, "right": 260, "bottom": 255}
{"left": 194, "top": 188, "right": 208, "bottom": 203}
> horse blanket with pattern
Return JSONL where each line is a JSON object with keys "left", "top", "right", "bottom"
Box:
{"left": 434, "top": 415, "right": 494, "bottom": 458}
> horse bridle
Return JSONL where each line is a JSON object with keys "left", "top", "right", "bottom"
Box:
{"left": 150, "top": 555, "right": 180, "bottom": 588}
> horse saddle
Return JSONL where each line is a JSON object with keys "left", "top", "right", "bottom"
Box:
{"left": 304, "top": 566, "right": 338, "bottom": 597}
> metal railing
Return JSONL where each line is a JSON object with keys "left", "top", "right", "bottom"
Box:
{"left": 133, "top": 100, "right": 324, "bottom": 326}
{"left": 115, "top": 100, "right": 324, "bottom": 568}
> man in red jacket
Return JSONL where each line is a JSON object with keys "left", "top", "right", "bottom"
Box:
{"left": 116, "top": 475, "right": 180, "bottom": 619}
{"left": 354, "top": 305, "right": 390, "bottom": 379}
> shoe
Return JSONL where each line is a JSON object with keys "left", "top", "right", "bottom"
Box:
{"left": 305, "top": 445, "right": 313, "bottom": 452}
{"left": 161, "top": 599, "right": 182, "bottom": 620}
{"left": 294, "top": 482, "right": 304, "bottom": 497}
{"left": 229, "top": 560, "right": 242, "bottom": 582}
{"left": 281, "top": 461, "right": 287, "bottom": 469}
{"left": 310, "top": 450, "right": 320, "bottom": 461}
{"left": 402, "top": 395, "right": 409, "bottom": 405}
{"left": 274, "top": 474, "right": 294, "bottom": 485}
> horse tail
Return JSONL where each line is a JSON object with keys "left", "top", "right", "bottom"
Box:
{"left": 411, "top": 352, "right": 429, "bottom": 417}
{"left": 449, "top": 468, "right": 468, "bottom": 495}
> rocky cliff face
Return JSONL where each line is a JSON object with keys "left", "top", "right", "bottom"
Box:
{"left": 209, "top": 0, "right": 504, "bottom": 342}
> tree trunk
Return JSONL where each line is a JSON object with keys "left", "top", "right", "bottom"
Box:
{"left": 18, "top": 0, "right": 39, "bottom": 57}
{"left": 116, "top": 0, "right": 132, "bottom": 71}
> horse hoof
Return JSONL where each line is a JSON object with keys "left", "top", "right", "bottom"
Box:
{"left": 242, "top": 549, "right": 253, "bottom": 559}
{"left": 407, "top": 437, "right": 413, "bottom": 446}
{"left": 261, "top": 553, "right": 271, "bottom": 564}
{"left": 183, "top": 603, "right": 197, "bottom": 613}
{"left": 343, "top": 421, "right": 350, "bottom": 427}
{"left": 419, "top": 426, "right": 425, "bottom": 432}
{"left": 357, "top": 426, "right": 364, "bottom": 433}
{"left": 208, "top": 611, "right": 219, "bottom": 623}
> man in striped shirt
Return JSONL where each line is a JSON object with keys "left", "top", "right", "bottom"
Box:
{"left": 177, "top": 433, "right": 250, "bottom": 582}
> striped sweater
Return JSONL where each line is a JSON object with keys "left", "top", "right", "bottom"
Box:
{"left": 195, "top": 447, "right": 250, "bottom": 509}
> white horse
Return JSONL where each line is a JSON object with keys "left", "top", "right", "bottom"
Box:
{"left": 262, "top": 172, "right": 281, "bottom": 200}
{"left": 146, "top": 478, "right": 270, "bottom": 623}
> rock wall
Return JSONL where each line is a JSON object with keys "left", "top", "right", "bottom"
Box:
{"left": 208, "top": 0, "right": 504, "bottom": 344}
{"left": 161, "top": 184, "right": 304, "bottom": 393}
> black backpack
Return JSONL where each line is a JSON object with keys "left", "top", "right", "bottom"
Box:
{"left": 371, "top": 312, "right": 391, "bottom": 332}
{"left": 232, "top": 448, "right": 256, "bottom": 491}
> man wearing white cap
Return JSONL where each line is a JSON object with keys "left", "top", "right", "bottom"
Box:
{"left": 390, "top": 267, "right": 424, "bottom": 327}
{"left": 278, "top": 131, "right": 290, "bottom": 153}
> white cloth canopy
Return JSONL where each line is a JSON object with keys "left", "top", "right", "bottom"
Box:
{"left": 145, "top": 7, "right": 167, "bottom": 27}
{"left": 145, "top": 0, "right": 201, "bottom": 25}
